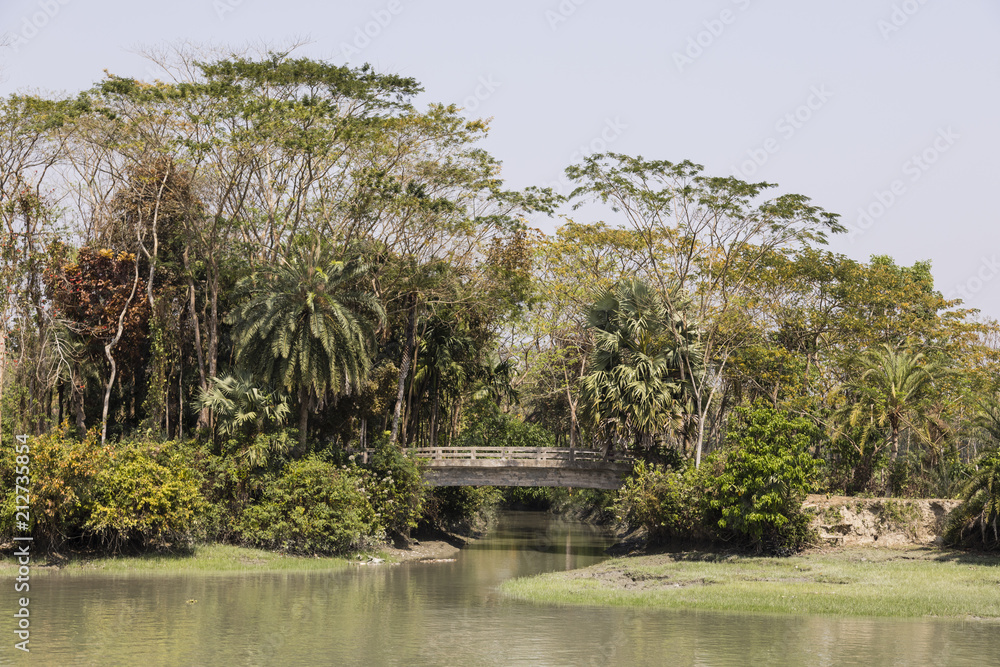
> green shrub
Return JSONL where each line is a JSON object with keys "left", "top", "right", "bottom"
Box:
{"left": 0, "top": 428, "right": 206, "bottom": 552}
{"left": 707, "top": 402, "right": 818, "bottom": 554}
{"left": 236, "top": 457, "right": 379, "bottom": 554}
{"left": 362, "top": 437, "right": 426, "bottom": 537}
{"left": 614, "top": 461, "right": 705, "bottom": 543}
{"left": 185, "top": 439, "right": 259, "bottom": 541}
{"left": 0, "top": 424, "right": 100, "bottom": 548}
{"left": 86, "top": 439, "right": 206, "bottom": 552}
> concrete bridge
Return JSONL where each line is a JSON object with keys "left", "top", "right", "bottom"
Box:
{"left": 357, "top": 447, "right": 634, "bottom": 490}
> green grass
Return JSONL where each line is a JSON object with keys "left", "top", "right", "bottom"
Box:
{"left": 0, "top": 543, "right": 383, "bottom": 575}
{"left": 501, "top": 546, "right": 1000, "bottom": 619}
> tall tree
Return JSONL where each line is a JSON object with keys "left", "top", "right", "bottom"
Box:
{"left": 228, "top": 240, "right": 385, "bottom": 449}
{"left": 836, "top": 344, "right": 948, "bottom": 462}
{"left": 566, "top": 154, "right": 843, "bottom": 466}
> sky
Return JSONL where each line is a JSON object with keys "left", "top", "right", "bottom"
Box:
{"left": 2, "top": 0, "right": 999, "bottom": 315}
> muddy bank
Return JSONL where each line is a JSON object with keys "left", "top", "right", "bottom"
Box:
{"left": 805, "top": 495, "right": 961, "bottom": 547}
{"left": 378, "top": 525, "right": 482, "bottom": 563}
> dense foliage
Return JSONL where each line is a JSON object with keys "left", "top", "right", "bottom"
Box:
{"left": 945, "top": 450, "right": 1000, "bottom": 550}
{"left": 614, "top": 461, "right": 705, "bottom": 543}
{"left": 235, "top": 457, "right": 379, "bottom": 554}
{"left": 614, "top": 405, "right": 818, "bottom": 554}
{"left": 706, "top": 404, "right": 818, "bottom": 553}
{"left": 0, "top": 427, "right": 203, "bottom": 551}
{"left": 2, "top": 50, "right": 1000, "bottom": 556}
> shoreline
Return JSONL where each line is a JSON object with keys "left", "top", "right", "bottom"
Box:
{"left": 0, "top": 532, "right": 474, "bottom": 576}
{"left": 500, "top": 543, "right": 1000, "bottom": 620}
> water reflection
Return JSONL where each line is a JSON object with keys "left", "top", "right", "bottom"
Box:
{"left": 18, "top": 512, "right": 1000, "bottom": 666}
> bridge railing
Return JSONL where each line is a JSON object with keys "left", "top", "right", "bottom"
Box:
{"left": 351, "top": 446, "right": 632, "bottom": 465}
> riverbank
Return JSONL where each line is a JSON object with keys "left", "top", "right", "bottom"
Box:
{"left": 0, "top": 535, "right": 470, "bottom": 575}
{"left": 501, "top": 544, "right": 1000, "bottom": 619}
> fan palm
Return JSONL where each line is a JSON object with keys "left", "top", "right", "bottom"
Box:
{"left": 974, "top": 396, "right": 1000, "bottom": 447}
{"left": 228, "top": 242, "right": 385, "bottom": 449}
{"left": 195, "top": 370, "right": 290, "bottom": 437}
{"left": 580, "top": 278, "right": 702, "bottom": 458}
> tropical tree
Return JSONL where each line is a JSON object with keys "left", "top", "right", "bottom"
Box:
{"left": 195, "top": 371, "right": 290, "bottom": 437}
{"left": 836, "top": 344, "right": 948, "bottom": 462}
{"left": 228, "top": 240, "right": 385, "bottom": 449}
{"left": 708, "top": 402, "right": 818, "bottom": 553}
{"left": 566, "top": 154, "right": 843, "bottom": 467}
{"left": 515, "top": 222, "right": 660, "bottom": 450}
{"left": 580, "top": 278, "right": 702, "bottom": 460}
{"left": 946, "top": 449, "right": 1000, "bottom": 549}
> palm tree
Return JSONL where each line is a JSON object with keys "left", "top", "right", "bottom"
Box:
{"left": 837, "top": 344, "right": 946, "bottom": 461}
{"left": 228, "top": 241, "right": 385, "bottom": 450}
{"left": 580, "top": 278, "right": 702, "bottom": 459}
{"left": 947, "top": 449, "right": 1000, "bottom": 548}
{"left": 409, "top": 310, "right": 517, "bottom": 447}
{"left": 975, "top": 397, "right": 1000, "bottom": 450}
{"left": 195, "top": 370, "right": 290, "bottom": 437}
{"left": 195, "top": 370, "right": 293, "bottom": 466}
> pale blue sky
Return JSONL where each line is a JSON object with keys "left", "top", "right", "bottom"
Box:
{"left": 3, "top": 0, "right": 999, "bottom": 315}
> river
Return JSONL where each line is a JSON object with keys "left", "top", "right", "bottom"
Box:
{"left": 10, "top": 512, "right": 1000, "bottom": 665}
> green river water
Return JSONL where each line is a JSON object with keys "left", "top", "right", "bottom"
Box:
{"left": 5, "top": 512, "right": 999, "bottom": 666}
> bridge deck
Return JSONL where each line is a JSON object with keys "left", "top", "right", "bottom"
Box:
{"left": 355, "top": 447, "right": 633, "bottom": 490}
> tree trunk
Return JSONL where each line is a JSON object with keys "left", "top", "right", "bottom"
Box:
{"left": 207, "top": 261, "right": 219, "bottom": 378}
{"left": 430, "top": 377, "right": 440, "bottom": 448}
{"left": 183, "top": 246, "right": 210, "bottom": 430}
{"left": 177, "top": 360, "right": 183, "bottom": 440}
{"left": 0, "top": 330, "right": 5, "bottom": 447}
{"left": 73, "top": 368, "right": 86, "bottom": 432}
{"left": 390, "top": 300, "right": 417, "bottom": 444}
{"left": 297, "top": 386, "right": 309, "bottom": 454}
{"left": 101, "top": 253, "right": 141, "bottom": 446}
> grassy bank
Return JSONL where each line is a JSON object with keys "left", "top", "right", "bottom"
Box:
{"left": 0, "top": 544, "right": 368, "bottom": 575}
{"left": 501, "top": 546, "right": 1000, "bottom": 619}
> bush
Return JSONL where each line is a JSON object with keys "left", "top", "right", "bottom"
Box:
{"left": 0, "top": 424, "right": 101, "bottom": 548}
{"left": 614, "top": 461, "right": 705, "bottom": 543}
{"left": 0, "top": 427, "right": 207, "bottom": 552}
{"left": 706, "top": 403, "right": 818, "bottom": 554}
{"left": 362, "top": 437, "right": 426, "bottom": 537}
{"left": 236, "top": 457, "right": 379, "bottom": 554}
{"left": 85, "top": 439, "right": 206, "bottom": 552}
